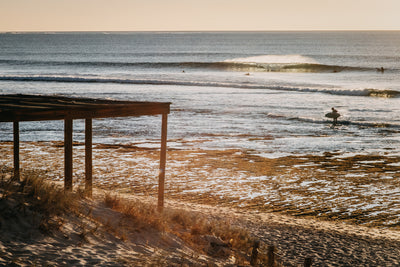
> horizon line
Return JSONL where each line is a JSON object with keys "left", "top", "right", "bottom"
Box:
{"left": 2, "top": 29, "right": 400, "bottom": 34}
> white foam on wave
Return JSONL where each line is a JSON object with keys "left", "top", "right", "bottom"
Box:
{"left": 1, "top": 74, "right": 398, "bottom": 99}
{"left": 224, "top": 54, "right": 318, "bottom": 64}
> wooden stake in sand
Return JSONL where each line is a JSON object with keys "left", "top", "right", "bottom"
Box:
{"left": 250, "top": 240, "right": 260, "bottom": 266}
{"left": 267, "top": 245, "right": 275, "bottom": 267}
{"left": 304, "top": 257, "right": 313, "bottom": 267}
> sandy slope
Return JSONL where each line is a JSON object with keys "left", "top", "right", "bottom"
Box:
{"left": 170, "top": 199, "right": 400, "bottom": 266}
{"left": 1, "top": 186, "right": 400, "bottom": 266}
{"left": 0, "top": 190, "right": 227, "bottom": 266}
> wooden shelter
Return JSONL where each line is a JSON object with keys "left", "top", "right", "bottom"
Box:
{"left": 0, "top": 94, "right": 170, "bottom": 209}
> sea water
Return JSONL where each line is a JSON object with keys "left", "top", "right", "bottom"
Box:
{"left": 1, "top": 31, "right": 400, "bottom": 158}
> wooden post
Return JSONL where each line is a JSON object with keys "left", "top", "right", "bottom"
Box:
{"left": 304, "top": 257, "right": 313, "bottom": 267}
{"left": 250, "top": 240, "right": 260, "bottom": 266}
{"left": 158, "top": 113, "right": 168, "bottom": 211}
{"left": 85, "top": 118, "right": 93, "bottom": 197}
{"left": 64, "top": 118, "right": 73, "bottom": 191}
{"left": 267, "top": 245, "right": 275, "bottom": 267}
{"left": 13, "top": 121, "right": 20, "bottom": 181}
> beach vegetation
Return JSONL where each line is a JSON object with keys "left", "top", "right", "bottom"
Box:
{"left": 0, "top": 167, "right": 271, "bottom": 265}
{"left": 103, "top": 192, "right": 270, "bottom": 265}
{"left": 0, "top": 168, "right": 81, "bottom": 235}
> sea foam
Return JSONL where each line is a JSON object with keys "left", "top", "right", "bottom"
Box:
{"left": 224, "top": 54, "right": 319, "bottom": 64}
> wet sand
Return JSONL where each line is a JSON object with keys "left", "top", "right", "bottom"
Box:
{"left": 1, "top": 141, "right": 400, "bottom": 229}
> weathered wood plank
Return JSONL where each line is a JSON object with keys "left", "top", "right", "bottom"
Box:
{"left": 0, "top": 95, "right": 170, "bottom": 122}
{"left": 0, "top": 103, "right": 51, "bottom": 110}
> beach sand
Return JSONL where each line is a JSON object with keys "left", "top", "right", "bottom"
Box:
{"left": 1, "top": 189, "right": 400, "bottom": 266}
{"left": 1, "top": 141, "right": 400, "bottom": 265}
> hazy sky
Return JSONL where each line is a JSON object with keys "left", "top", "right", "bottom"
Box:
{"left": 1, "top": 0, "right": 399, "bottom": 32}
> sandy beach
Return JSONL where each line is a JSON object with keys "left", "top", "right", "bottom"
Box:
{"left": 1, "top": 186, "right": 400, "bottom": 266}
{"left": 1, "top": 141, "right": 400, "bottom": 265}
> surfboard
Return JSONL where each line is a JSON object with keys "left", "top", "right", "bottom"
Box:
{"left": 325, "top": 112, "right": 340, "bottom": 119}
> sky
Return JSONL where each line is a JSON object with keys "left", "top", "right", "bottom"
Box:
{"left": 1, "top": 0, "right": 400, "bottom": 32}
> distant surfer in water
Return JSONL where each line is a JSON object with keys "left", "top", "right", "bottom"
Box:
{"left": 325, "top": 107, "right": 340, "bottom": 126}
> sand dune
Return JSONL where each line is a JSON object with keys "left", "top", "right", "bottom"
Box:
{"left": 1, "top": 184, "right": 400, "bottom": 266}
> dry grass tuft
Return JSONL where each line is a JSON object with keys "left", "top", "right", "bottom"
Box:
{"left": 104, "top": 192, "right": 165, "bottom": 231}
{"left": 103, "top": 193, "right": 269, "bottom": 265}
{"left": 21, "top": 171, "right": 79, "bottom": 215}
{"left": 0, "top": 168, "right": 82, "bottom": 235}
{"left": 104, "top": 192, "right": 121, "bottom": 209}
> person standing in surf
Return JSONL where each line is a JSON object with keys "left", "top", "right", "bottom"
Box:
{"left": 325, "top": 107, "right": 340, "bottom": 126}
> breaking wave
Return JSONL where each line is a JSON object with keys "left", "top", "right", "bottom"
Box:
{"left": 223, "top": 55, "right": 375, "bottom": 73}
{"left": 0, "top": 56, "right": 379, "bottom": 73}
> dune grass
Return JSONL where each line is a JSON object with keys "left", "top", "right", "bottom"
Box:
{"left": 0, "top": 168, "right": 83, "bottom": 235}
{"left": 0, "top": 168, "right": 271, "bottom": 265}
{"left": 104, "top": 192, "right": 270, "bottom": 265}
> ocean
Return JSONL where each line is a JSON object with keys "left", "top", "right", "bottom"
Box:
{"left": 1, "top": 31, "right": 400, "bottom": 157}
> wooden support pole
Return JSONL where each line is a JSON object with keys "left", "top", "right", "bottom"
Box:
{"left": 85, "top": 118, "right": 93, "bottom": 197}
{"left": 64, "top": 118, "right": 73, "bottom": 191}
{"left": 13, "top": 121, "right": 20, "bottom": 182}
{"left": 158, "top": 113, "right": 168, "bottom": 211}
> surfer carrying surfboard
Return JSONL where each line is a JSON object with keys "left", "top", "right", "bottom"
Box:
{"left": 325, "top": 107, "right": 340, "bottom": 125}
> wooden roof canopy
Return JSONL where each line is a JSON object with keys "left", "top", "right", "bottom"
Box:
{"left": 0, "top": 94, "right": 170, "bottom": 122}
{"left": 1, "top": 94, "right": 170, "bottom": 210}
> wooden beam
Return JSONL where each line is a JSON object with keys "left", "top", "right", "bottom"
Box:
{"left": 85, "top": 118, "right": 93, "bottom": 197}
{"left": 13, "top": 121, "right": 20, "bottom": 181}
{"left": 0, "top": 96, "right": 170, "bottom": 122}
{"left": 158, "top": 113, "right": 168, "bottom": 211}
{"left": 64, "top": 118, "right": 73, "bottom": 191}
